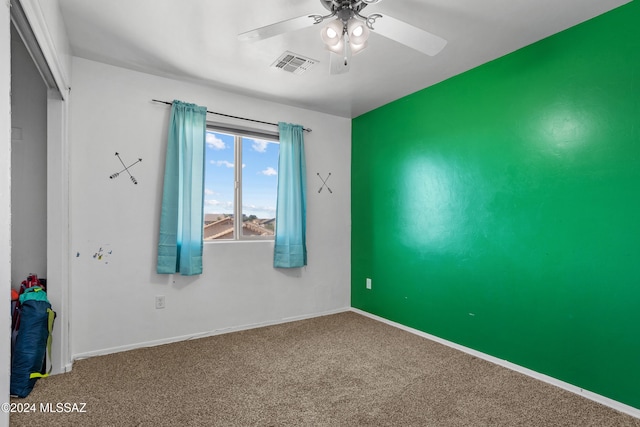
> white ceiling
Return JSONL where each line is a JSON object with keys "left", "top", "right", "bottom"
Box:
{"left": 58, "top": 0, "right": 629, "bottom": 118}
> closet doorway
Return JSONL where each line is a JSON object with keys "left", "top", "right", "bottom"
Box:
{"left": 10, "top": 23, "right": 48, "bottom": 287}
{"left": 10, "top": 0, "right": 70, "bottom": 375}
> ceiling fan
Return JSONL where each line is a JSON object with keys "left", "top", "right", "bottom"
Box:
{"left": 238, "top": 0, "right": 447, "bottom": 74}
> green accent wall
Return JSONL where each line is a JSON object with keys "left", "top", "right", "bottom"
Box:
{"left": 352, "top": 1, "right": 640, "bottom": 409}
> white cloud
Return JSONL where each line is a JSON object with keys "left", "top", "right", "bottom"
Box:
{"left": 205, "top": 199, "right": 233, "bottom": 209}
{"left": 204, "top": 188, "right": 215, "bottom": 196}
{"left": 252, "top": 139, "right": 269, "bottom": 153}
{"left": 206, "top": 133, "right": 226, "bottom": 150}
{"left": 260, "top": 167, "right": 277, "bottom": 176}
{"left": 212, "top": 160, "right": 234, "bottom": 168}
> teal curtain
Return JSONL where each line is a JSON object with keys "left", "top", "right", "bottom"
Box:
{"left": 157, "top": 100, "right": 207, "bottom": 275}
{"left": 274, "top": 122, "right": 307, "bottom": 268}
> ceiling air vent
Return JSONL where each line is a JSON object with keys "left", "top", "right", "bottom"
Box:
{"left": 272, "top": 51, "right": 318, "bottom": 75}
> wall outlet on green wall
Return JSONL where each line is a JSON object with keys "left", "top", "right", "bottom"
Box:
{"left": 366, "top": 278, "right": 372, "bottom": 290}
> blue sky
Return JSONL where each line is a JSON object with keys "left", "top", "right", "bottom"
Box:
{"left": 204, "top": 131, "right": 279, "bottom": 219}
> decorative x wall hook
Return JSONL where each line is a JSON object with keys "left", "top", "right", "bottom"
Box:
{"left": 317, "top": 172, "right": 332, "bottom": 194}
{"left": 110, "top": 152, "right": 142, "bottom": 185}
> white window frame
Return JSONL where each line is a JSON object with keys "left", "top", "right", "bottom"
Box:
{"left": 205, "top": 123, "right": 279, "bottom": 242}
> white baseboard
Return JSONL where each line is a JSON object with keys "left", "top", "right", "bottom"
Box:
{"left": 72, "top": 307, "right": 351, "bottom": 362}
{"left": 350, "top": 308, "right": 640, "bottom": 419}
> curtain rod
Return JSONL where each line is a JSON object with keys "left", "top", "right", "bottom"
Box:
{"left": 152, "top": 99, "right": 312, "bottom": 133}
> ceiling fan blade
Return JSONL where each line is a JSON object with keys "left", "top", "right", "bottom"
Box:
{"left": 238, "top": 15, "right": 316, "bottom": 42}
{"left": 372, "top": 15, "right": 447, "bottom": 56}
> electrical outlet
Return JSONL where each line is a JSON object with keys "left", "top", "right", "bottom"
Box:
{"left": 366, "top": 278, "right": 372, "bottom": 290}
{"left": 155, "top": 295, "right": 165, "bottom": 309}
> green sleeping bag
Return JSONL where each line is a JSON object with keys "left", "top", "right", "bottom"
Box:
{"left": 10, "top": 287, "right": 56, "bottom": 398}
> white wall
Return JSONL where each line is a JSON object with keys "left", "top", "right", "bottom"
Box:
{"left": 69, "top": 58, "right": 351, "bottom": 358}
{"left": 11, "top": 25, "right": 48, "bottom": 284}
{"left": 1, "top": 4, "right": 11, "bottom": 426}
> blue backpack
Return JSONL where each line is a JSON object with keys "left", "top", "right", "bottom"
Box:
{"left": 10, "top": 286, "right": 56, "bottom": 398}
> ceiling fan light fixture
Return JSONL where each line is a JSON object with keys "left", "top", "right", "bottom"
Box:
{"left": 325, "top": 37, "right": 344, "bottom": 54}
{"left": 321, "top": 19, "right": 344, "bottom": 47}
{"left": 350, "top": 40, "right": 368, "bottom": 55}
{"left": 347, "top": 19, "right": 369, "bottom": 45}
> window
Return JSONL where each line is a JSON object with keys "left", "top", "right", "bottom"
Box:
{"left": 203, "top": 125, "right": 279, "bottom": 241}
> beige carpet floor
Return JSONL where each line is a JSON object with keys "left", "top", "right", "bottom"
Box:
{"left": 9, "top": 311, "right": 640, "bottom": 426}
